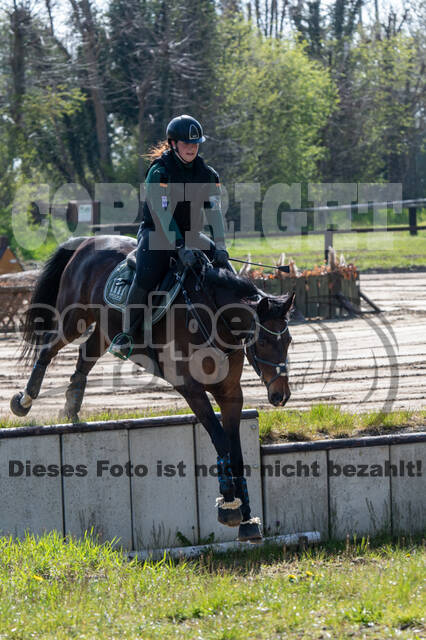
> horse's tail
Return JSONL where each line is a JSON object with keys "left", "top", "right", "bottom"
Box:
{"left": 20, "top": 237, "right": 87, "bottom": 366}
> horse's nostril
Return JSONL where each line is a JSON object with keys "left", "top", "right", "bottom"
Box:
{"left": 270, "top": 392, "right": 283, "bottom": 406}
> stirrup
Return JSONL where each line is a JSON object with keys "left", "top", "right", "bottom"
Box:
{"left": 108, "top": 333, "right": 134, "bottom": 360}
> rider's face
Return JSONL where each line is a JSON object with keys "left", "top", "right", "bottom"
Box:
{"left": 173, "top": 140, "right": 199, "bottom": 163}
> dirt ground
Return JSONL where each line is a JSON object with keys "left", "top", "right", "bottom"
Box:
{"left": 1, "top": 272, "right": 425, "bottom": 421}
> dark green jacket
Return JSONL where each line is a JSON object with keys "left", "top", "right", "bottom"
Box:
{"left": 141, "top": 150, "right": 226, "bottom": 249}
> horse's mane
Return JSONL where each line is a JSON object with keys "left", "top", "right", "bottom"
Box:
{"left": 205, "top": 267, "right": 294, "bottom": 320}
{"left": 204, "top": 267, "right": 261, "bottom": 299}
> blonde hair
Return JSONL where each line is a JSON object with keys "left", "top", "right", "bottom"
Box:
{"left": 144, "top": 139, "right": 170, "bottom": 163}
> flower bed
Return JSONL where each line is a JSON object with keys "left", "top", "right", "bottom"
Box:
{"left": 244, "top": 251, "right": 360, "bottom": 319}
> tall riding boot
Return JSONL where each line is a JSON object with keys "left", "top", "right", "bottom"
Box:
{"left": 108, "top": 279, "right": 149, "bottom": 359}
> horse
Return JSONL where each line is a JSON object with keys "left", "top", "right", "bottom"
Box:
{"left": 10, "top": 235, "right": 294, "bottom": 543}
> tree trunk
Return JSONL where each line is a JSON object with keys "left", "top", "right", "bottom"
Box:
{"left": 68, "top": 0, "right": 112, "bottom": 180}
{"left": 137, "top": 89, "right": 146, "bottom": 184}
{"left": 10, "top": 4, "right": 26, "bottom": 128}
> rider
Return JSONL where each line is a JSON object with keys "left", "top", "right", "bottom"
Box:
{"left": 109, "top": 114, "right": 229, "bottom": 359}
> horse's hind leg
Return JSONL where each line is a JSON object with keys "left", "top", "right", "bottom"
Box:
{"left": 11, "top": 306, "right": 92, "bottom": 417}
{"left": 11, "top": 331, "right": 69, "bottom": 417}
{"left": 62, "top": 324, "right": 106, "bottom": 422}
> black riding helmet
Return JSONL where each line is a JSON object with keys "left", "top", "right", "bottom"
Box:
{"left": 166, "top": 114, "right": 206, "bottom": 144}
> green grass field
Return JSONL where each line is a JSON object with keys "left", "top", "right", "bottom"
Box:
{"left": 227, "top": 230, "right": 426, "bottom": 271}
{"left": 258, "top": 405, "right": 426, "bottom": 442}
{"left": 18, "top": 221, "right": 426, "bottom": 272}
{"left": 0, "top": 533, "right": 424, "bottom": 639}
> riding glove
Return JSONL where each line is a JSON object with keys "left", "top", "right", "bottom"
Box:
{"left": 213, "top": 248, "right": 229, "bottom": 268}
{"left": 178, "top": 246, "right": 197, "bottom": 268}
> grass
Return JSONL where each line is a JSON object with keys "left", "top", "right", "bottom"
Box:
{"left": 258, "top": 404, "right": 426, "bottom": 442}
{"left": 15, "top": 214, "right": 426, "bottom": 272}
{"left": 0, "top": 532, "right": 424, "bottom": 639}
{"left": 1, "top": 404, "right": 425, "bottom": 443}
{"left": 227, "top": 230, "right": 426, "bottom": 271}
{"left": 0, "top": 406, "right": 194, "bottom": 431}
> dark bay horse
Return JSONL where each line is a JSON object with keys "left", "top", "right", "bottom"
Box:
{"left": 11, "top": 236, "right": 294, "bottom": 543}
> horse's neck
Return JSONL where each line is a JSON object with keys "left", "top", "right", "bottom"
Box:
{"left": 214, "top": 288, "right": 256, "bottom": 333}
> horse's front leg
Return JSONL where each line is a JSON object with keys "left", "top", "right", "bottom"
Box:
{"left": 175, "top": 381, "right": 243, "bottom": 527}
{"left": 209, "top": 380, "right": 263, "bottom": 543}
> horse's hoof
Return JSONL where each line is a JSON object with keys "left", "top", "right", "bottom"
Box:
{"left": 216, "top": 497, "right": 243, "bottom": 527}
{"left": 218, "top": 506, "right": 243, "bottom": 527}
{"left": 237, "top": 518, "right": 263, "bottom": 543}
{"left": 10, "top": 392, "right": 31, "bottom": 417}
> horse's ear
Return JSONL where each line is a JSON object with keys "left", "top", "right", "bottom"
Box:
{"left": 282, "top": 292, "right": 295, "bottom": 316}
{"left": 257, "top": 296, "right": 270, "bottom": 320}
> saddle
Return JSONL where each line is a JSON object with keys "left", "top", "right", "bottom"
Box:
{"left": 103, "top": 250, "right": 185, "bottom": 329}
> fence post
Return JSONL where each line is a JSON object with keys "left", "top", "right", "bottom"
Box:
{"left": 408, "top": 207, "right": 417, "bottom": 236}
{"left": 324, "top": 228, "right": 334, "bottom": 263}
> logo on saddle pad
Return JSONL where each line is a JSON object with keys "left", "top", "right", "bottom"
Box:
{"left": 189, "top": 124, "right": 199, "bottom": 140}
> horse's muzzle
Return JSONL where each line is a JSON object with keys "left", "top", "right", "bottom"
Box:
{"left": 269, "top": 391, "right": 291, "bottom": 407}
{"left": 281, "top": 392, "right": 291, "bottom": 406}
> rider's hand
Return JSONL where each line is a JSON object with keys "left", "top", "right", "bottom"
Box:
{"left": 213, "top": 248, "right": 229, "bottom": 268}
{"left": 178, "top": 246, "right": 196, "bottom": 268}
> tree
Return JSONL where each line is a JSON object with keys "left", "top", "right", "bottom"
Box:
{"left": 349, "top": 33, "right": 426, "bottom": 192}
{"left": 68, "top": 0, "right": 113, "bottom": 179}
{"left": 107, "top": 0, "right": 218, "bottom": 182}
{"left": 216, "top": 19, "right": 337, "bottom": 187}
{"left": 246, "top": 0, "right": 290, "bottom": 38}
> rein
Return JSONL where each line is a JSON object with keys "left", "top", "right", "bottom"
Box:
{"left": 177, "top": 263, "right": 240, "bottom": 359}
{"left": 178, "top": 269, "right": 225, "bottom": 354}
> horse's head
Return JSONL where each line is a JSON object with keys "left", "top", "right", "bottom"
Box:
{"left": 245, "top": 292, "right": 295, "bottom": 407}
{"left": 202, "top": 266, "right": 294, "bottom": 405}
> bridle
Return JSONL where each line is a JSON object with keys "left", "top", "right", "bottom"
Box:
{"left": 244, "top": 320, "right": 290, "bottom": 390}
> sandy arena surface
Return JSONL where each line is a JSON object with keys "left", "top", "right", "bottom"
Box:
{"left": 1, "top": 272, "right": 425, "bottom": 421}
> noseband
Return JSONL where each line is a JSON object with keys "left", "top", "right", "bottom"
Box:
{"left": 245, "top": 321, "right": 290, "bottom": 390}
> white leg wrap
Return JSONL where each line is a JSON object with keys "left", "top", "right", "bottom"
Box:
{"left": 241, "top": 517, "right": 261, "bottom": 525}
{"left": 20, "top": 391, "right": 33, "bottom": 409}
{"left": 215, "top": 497, "right": 242, "bottom": 510}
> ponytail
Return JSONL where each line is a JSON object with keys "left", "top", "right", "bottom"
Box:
{"left": 144, "top": 139, "right": 170, "bottom": 163}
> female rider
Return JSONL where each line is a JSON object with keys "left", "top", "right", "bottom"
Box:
{"left": 109, "top": 114, "right": 229, "bottom": 358}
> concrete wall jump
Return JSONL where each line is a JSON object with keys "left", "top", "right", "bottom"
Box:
{"left": 262, "top": 449, "right": 328, "bottom": 539}
{"left": 261, "top": 433, "right": 426, "bottom": 540}
{"left": 62, "top": 429, "right": 133, "bottom": 549}
{"left": 130, "top": 424, "right": 198, "bottom": 550}
{"left": 0, "top": 416, "right": 424, "bottom": 548}
{"left": 0, "top": 411, "right": 260, "bottom": 549}
{"left": 0, "top": 434, "right": 63, "bottom": 538}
